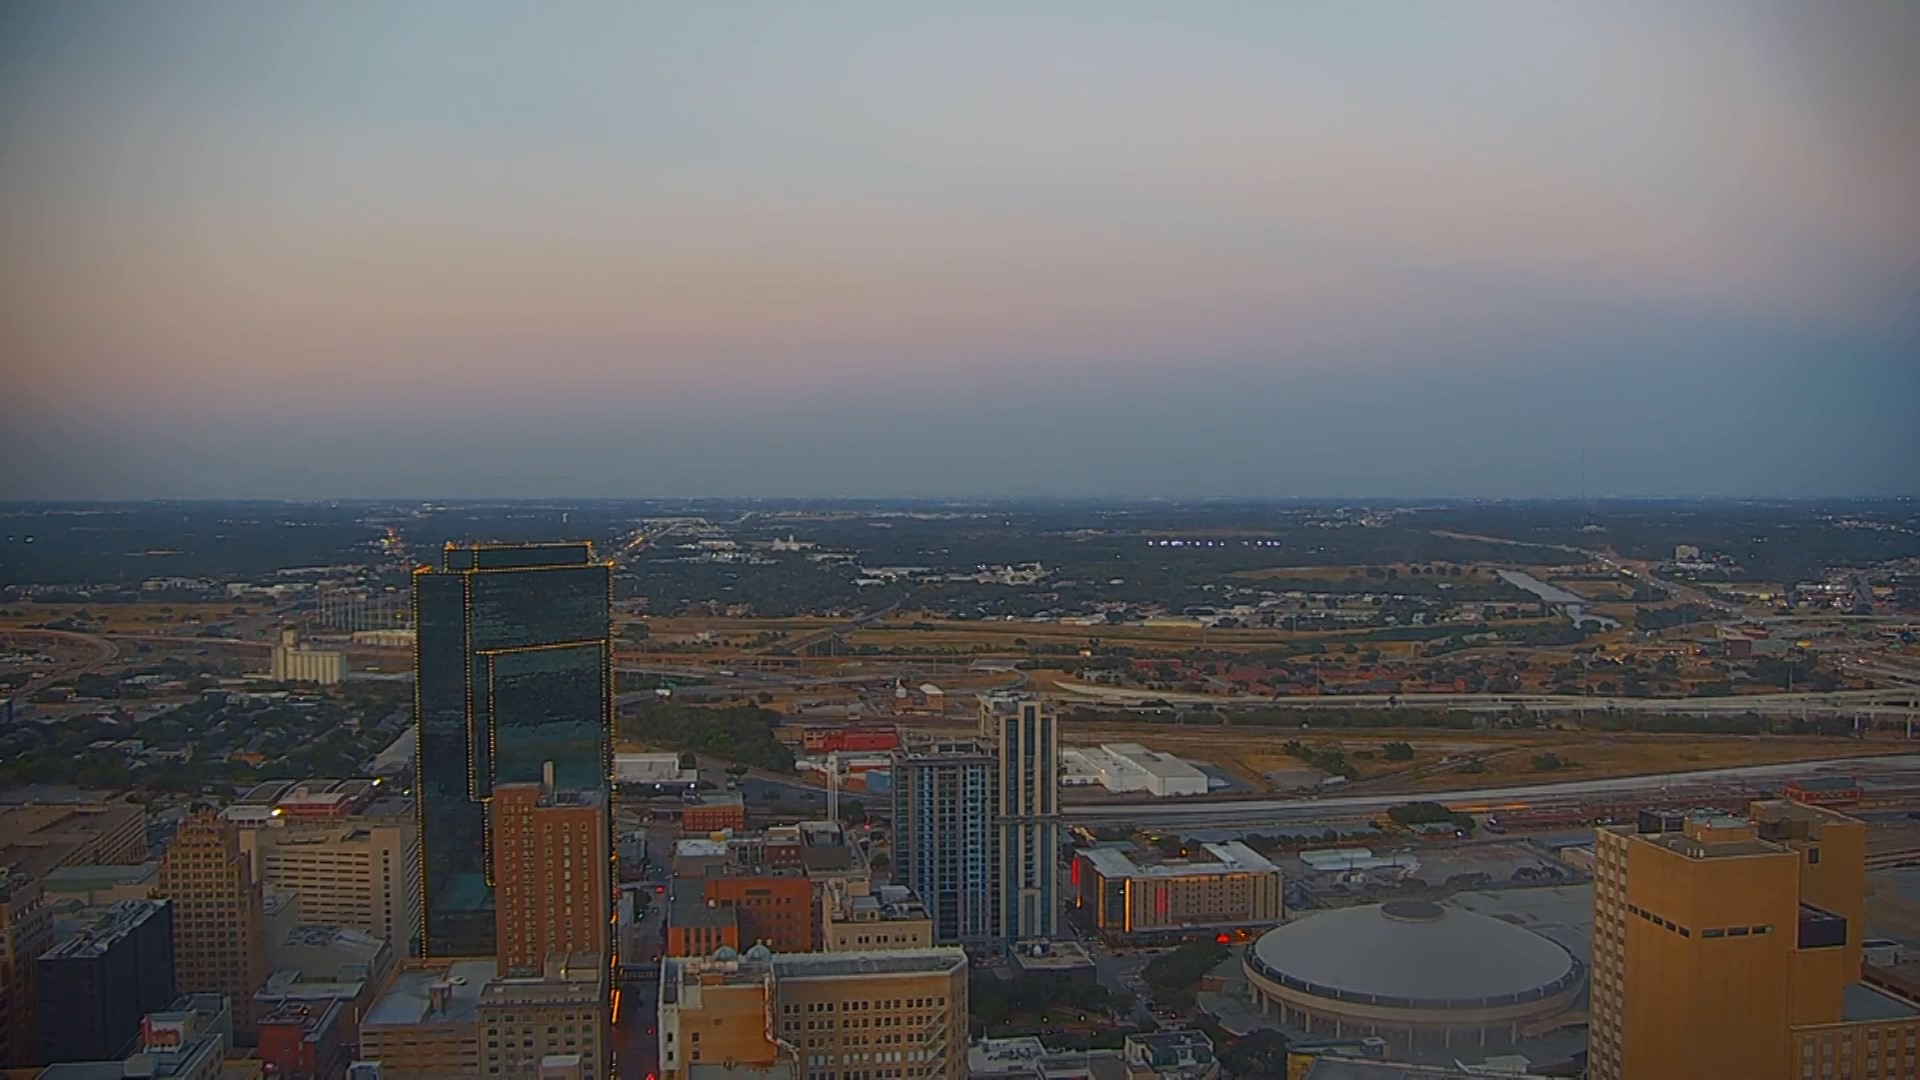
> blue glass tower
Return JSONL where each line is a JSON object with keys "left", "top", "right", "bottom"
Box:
{"left": 413, "top": 542, "right": 612, "bottom": 958}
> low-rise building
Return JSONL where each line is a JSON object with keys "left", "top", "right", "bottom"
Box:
{"left": 257, "top": 999, "right": 349, "bottom": 1080}
{"left": 1122, "top": 1030, "right": 1219, "bottom": 1079}
{"left": 37, "top": 995, "right": 233, "bottom": 1080}
{"left": 658, "top": 947, "right": 967, "bottom": 1080}
{"left": 821, "top": 882, "right": 932, "bottom": 952}
{"left": 1062, "top": 744, "right": 1209, "bottom": 798}
{"left": 476, "top": 952, "right": 607, "bottom": 1080}
{"left": 1074, "top": 842, "right": 1283, "bottom": 940}
{"left": 681, "top": 795, "right": 746, "bottom": 837}
{"left": 357, "top": 960, "right": 491, "bottom": 1079}
{"left": 666, "top": 896, "right": 739, "bottom": 960}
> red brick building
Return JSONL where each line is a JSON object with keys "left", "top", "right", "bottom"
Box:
{"left": 492, "top": 784, "right": 611, "bottom": 978}
{"left": 257, "top": 999, "right": 348, "bottom": 1080}
{"left": 700, "top": 871, "right": 814, "bottom": 953}
{"left": 681, "top": 794, "right": 746, "bottom": 836}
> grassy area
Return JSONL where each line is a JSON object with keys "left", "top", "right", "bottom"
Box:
{"left": 1047, "top": 720, "right": 1914, "bottom": 796}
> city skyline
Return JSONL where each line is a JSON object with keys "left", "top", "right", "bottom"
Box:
{"left": 2, "top": 2, "right": 1916, "bottom": 500}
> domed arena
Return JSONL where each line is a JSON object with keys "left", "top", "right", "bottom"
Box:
{"left": 1242, "top": 900, "right": 1585, "bottom": 1053}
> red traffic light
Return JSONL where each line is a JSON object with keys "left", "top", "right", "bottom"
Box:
{"left": 1215, "top": 933, "right": 1230, "bottom": 944}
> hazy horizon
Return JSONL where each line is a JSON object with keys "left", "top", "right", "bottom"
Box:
{"left": 4, "top": 3, "right": 1916, "bottom": 500}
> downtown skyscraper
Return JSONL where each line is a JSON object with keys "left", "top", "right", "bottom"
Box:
{"left": 413, "top": 542, "right": 613, "bottom": 958}
{"left": 980, "top": 692, "right": 1060, "bottom": 941}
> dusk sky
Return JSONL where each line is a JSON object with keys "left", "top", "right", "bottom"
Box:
{"left": 2, "top": 3, "right": 1915, "bottom": 500}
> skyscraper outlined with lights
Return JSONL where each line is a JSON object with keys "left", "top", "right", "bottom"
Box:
{"left": 413, "top": 542, "right": 613, "bottom": 958}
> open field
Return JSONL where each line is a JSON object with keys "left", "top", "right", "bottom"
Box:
{"left": 885, "top": 710, "right": 1916, "bottom": 796}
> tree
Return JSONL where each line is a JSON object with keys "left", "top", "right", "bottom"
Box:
{"left": 1381, "top": 741, "right": 1414, "bottom": 762}
{"left": 622, "top": 621, "right": 651, "bottom": 643}
{"left": 869, "top": 852, "right": 891, "bottom": 872}
{"left": 678, "top": 751, "right": 698, "bottom": 770}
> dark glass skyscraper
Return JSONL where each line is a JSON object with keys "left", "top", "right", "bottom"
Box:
{"left": 414, "top": 542, "right": 612, "bottom": 958}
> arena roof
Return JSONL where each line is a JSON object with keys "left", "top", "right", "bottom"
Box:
{"left": 1249, "top": 901, "right": 1580, "bottom": 1010}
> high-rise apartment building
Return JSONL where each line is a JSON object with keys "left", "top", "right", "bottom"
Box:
{"left": 1, "top": 872, "right": 54, "bottom": 1067}
{"left": 979, "top": 693, "right": 1060, "bottom": 941}
{"left": 241, "top": 820, "right": 420, "bottom": 956}
{"left": 492, "top": 778, "right": 610, "bottom": 978}
{"left": 157, "top": 811, "right": 267, "bottom": 1041}
{"left": 413, "top": 541, "right": 613, "bottom": 959}
{"left": 658, "top": 947, "right": 968, "bottom": 1080}
{"left": 36, "top": 900, "right": 177, "bottom": 1063}
{"left": 1590, "top": 800, "right": 1920, "bottom": 1080}
{"left": 891, "top": 740, "right": 996, "bottom": 946}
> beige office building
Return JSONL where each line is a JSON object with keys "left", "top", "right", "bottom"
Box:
{"left": 478, "top": 952, "right": 609, "bottom": 1080}
{"left": 821, "top": 881, "right": 934, "bottom": 953}
{"left": 241, "top": 820, "right": 421, "bottom": 954}
{"left": 157, "top": 811, "right": 268, "bottom": 1039}
{"left": 659, "top": 947, "right": 967, "bottom": 1080}
{"left": 1591, "top": 801, "right": 1920, "bottom": 1080}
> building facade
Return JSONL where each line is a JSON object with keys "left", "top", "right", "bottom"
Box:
{"left": 476, "top": 952, "right": 608, "bottom": 1080}
{"left": 413, "top": 542, "right": 613, "bottom": 959}
{"left": 35, "top": 899, "right": 175, "bottom": 1063}
{"left": 271, "top": 629, "right": 348, "bottom": 685}
{"left": 980, "top": 693, "right": 1060, "bottom": 942}
{"left": 243, "top": 821, "right": 420, "bottom": 956}
{"left": 492, "top": 781, "right": 610, "bottom": 978}
{"left": 658, "top": 948, "right": 968, "bottom": 1080}
{"left": 0, "top": 802, "right": 148, "bottom": 875}
{"left": 1074, "top": 842, "right": 1284, "bottom": 939}
{"left": 1590, "top": 801, "right": 1920, "bottom": 1080}
{"left": 157, "top": 812, "right": 266, "bottom": 1041}
{"left": 358, "top": 959, "right": 491, "bottom": 1078}
{"left": 822, "top": 882, "right": 934, "bottom": 953}
{"left": 257, "top": 999, "right": 350, "bottom": 1080}
{"left": 698, "top": 870, "right": 815, "bottom": 955}
{"left": 890, "top": 741, "right": 996, "bottom": 946}
{"left": 0, "top": 872, "right": 54, "bottom": 1068}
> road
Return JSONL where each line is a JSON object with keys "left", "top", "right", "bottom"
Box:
{"left": 1065, "top": 753, "right": 1920, "bottom": 827}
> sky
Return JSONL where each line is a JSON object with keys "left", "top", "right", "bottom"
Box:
{"left": 1, "top": 2, "right": 1915, "bottom": 500}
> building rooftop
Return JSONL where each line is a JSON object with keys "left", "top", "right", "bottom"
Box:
{"left": 363, "top": 960, "right": 493, "bottom": 1027}
{"left": 480, "top": 953, "right": 605, "bottom": 1007}
{"left": 1300, "top": 1060, "right": 1549, "bottom": 1079}
{"left": 40, "top": 899, "right": 169, "bottom": 960}
{"left": 40, "top": 862, "right": 158, "bottom": 892}
{"left": 672, "top": 893, "right": 740, "bottom": 930}
{"left": 1791, "top": 776, "right": 1860, "bottom": 792}
{"left": 676, "top": 838, "right": 730, "bottom": 859}
{"left": 1082, "top": 840, "right": 1278, "bottom": 880}
{"left": 1249, "top": 901, "right": 1580, "bottom": 1009}
{"left": 665, "top": 947, "right": 966, "bottom": 1000}
{"left": 1843, "top": 982, "right": 1920, "bottom": 1022}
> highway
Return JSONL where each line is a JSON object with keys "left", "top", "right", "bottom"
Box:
{"left": 1052, "top": 681, "right": 1920, "bottom": 716}
{"left": 1064, "top": 754, "right": 1920, "bottom": 828}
